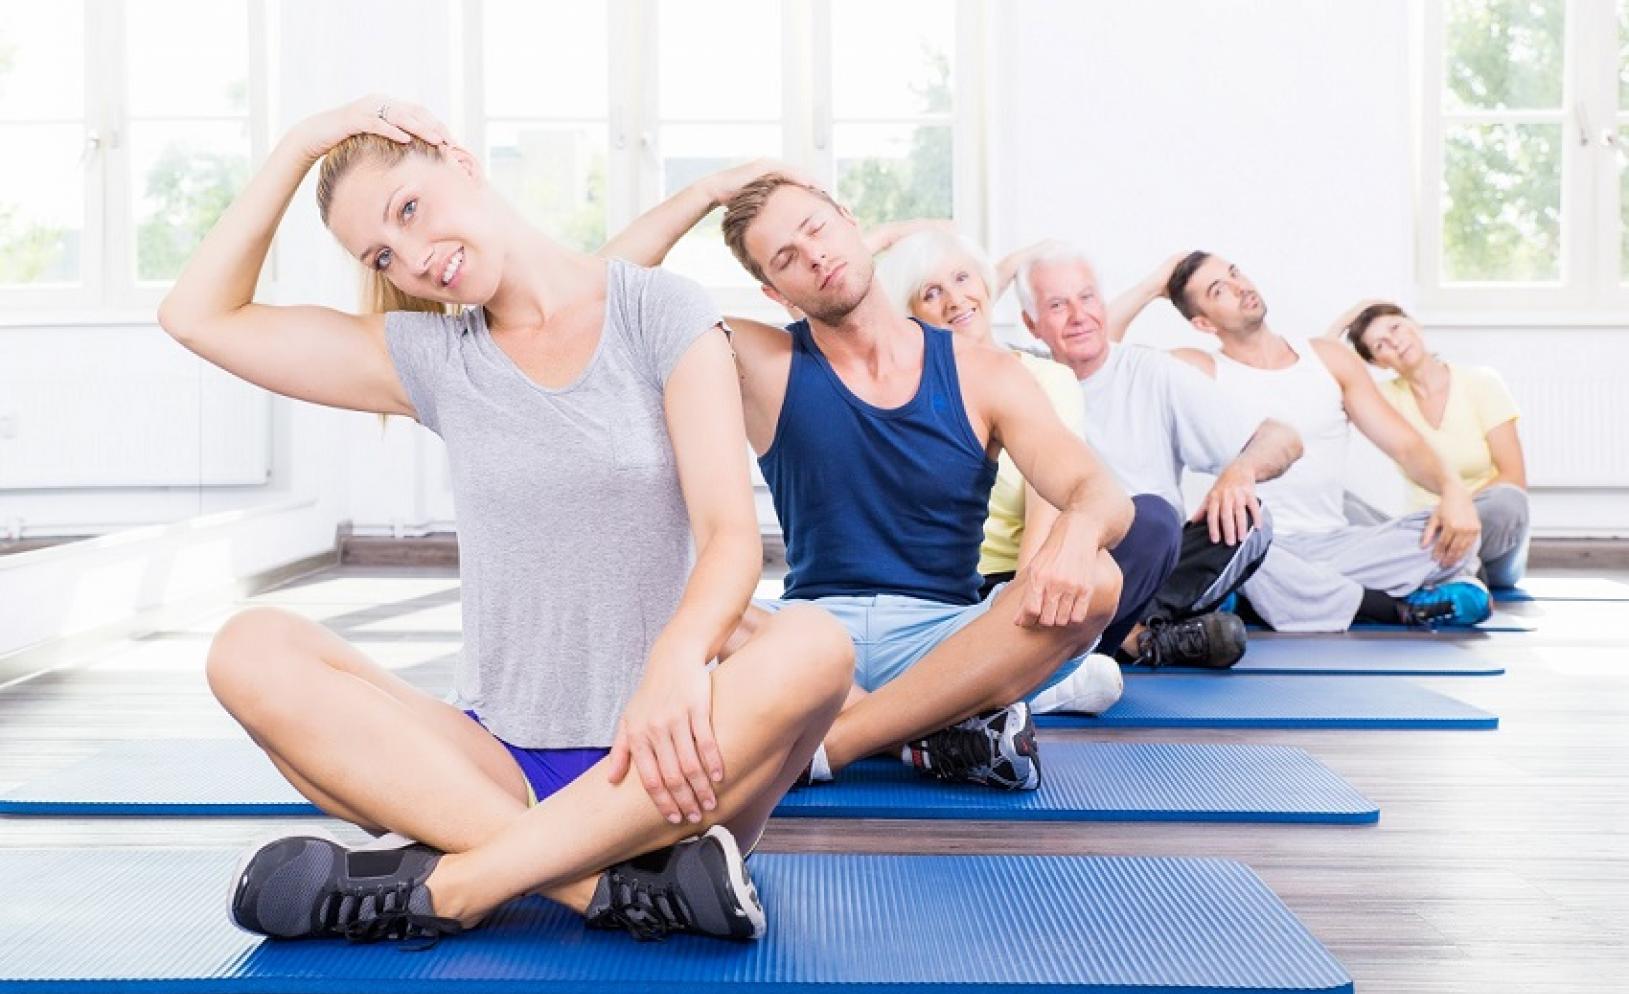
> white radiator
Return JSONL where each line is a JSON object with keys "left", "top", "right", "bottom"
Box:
{"left": 1502, "top": 373, "right": 1629, "bottom": 488}
{"left": 0, "top": 364, "right": 271, "bottom": 489}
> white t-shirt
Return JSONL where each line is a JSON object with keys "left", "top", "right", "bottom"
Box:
{"left": 1078, "top": 344, "right": 1260, "bottom": 516}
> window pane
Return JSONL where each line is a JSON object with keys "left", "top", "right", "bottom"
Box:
{"left": 485, "top": 0, "right": 607, "bottom": 119}
{"left": 126, "top": 1, "right": 249, "bottom": 117}
{"left": 488, "top": 122, "right": 607, "bottom": 252}
{"left": 1620, "top": 0, "right": 1628, "bottom": 108}
{"left": 835, "top": 122, "right": 951, "bottom": 228}
{"left": 1443, "top": 0, "right": 1563, "bottom": 111}
{"left": 832, "top": 0, "right": 953, "bottom": 120}
{"left": 661, "top": 124, "right": 781, "bottom": 287}
{"left": 131, "top": 121, "right": 251, "bottom": 283}
{"left": 0, "top": 124, "right": 82, "bottom": 285}
{"left": 658, "top": 0, "right": 779, "bottom": 121}
{"left": 1621, "top": 126, "right": 1629, "bottom": 284}
{"left": 1441, "top": 123, "right": 1561, "bottom": 283}
{"left": 0, "top": 1, "right": 83, "bottom": 120}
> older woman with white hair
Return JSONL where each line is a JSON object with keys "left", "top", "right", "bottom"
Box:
{"left": 867, "top": 224, "right": 1190, "bottom": 705}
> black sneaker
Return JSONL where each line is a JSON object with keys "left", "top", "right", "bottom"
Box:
{"left": 229, "top": 831, "right": 462, "bottom": 944}
{"left": 585, "top": 825, "right": 764, "bottom": 941}
{"left": 1137, "top": 612, "right": 1247, "bottom": 669}
{"left": 1397, "top": 598, "right": 1456, "bottom": 628}
{"left": 904, "top": 702, "right": 1041, "bottom": 791}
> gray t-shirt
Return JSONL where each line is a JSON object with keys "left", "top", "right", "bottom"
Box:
{"left": 1079, "top": 343, "right": 1260, "bottom": 516}
{"left": 386, "top": 260, "right": 721, "bottom": 748}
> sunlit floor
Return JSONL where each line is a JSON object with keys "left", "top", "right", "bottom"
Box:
{"left": 1, "top": 563, "right": 1626, "bottom": 993}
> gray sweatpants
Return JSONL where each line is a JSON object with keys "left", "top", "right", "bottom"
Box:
{"left": 1474, "top": 484, "right": 1530, "bottom": 588}
{"left": 1241, "top": 508, "right": 1480, "bottom": 632}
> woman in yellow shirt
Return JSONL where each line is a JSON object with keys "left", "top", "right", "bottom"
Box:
{"left": 1344, "top": 302, "right": 1529, "bottom": 587}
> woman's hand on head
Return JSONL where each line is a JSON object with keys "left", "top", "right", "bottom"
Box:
{"left": 706, "top": 158, "right": 818, "bottom": 208}
{"left": 292, "top": 95, "right": 455, "bottom": 162}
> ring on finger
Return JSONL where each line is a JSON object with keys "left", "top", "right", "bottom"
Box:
{"left": 376, "top": 102, "right": 390, "bottom": 120}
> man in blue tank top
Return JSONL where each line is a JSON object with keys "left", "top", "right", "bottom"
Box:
{"left": 603, "top": 168, "right": 1182, "bottom": 790}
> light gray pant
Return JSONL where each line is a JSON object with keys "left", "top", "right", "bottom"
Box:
{"left": 1474, "top": 484, "right": 1529, "bottom": 588}
{"left": 1350, "top": 485, "right": 1530, "bottom": 587}
{"left": 1241, "top": 507, "right": 1480, "bottom": 632}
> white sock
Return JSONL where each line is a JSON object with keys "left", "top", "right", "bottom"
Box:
{"left": 808, "top": 743, "right": 833, "bottom": 782}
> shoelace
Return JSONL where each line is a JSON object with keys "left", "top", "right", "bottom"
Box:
{"left": 1143, "top": 620, "right": 1209, "bottom": 668}
{"left": 317, "top": 881, "right": 457, "bottom": 950}
{"left": 597, "top": 873, "right": 694, "bottom": 941}
{"left": 913, "top": 721, "right": 995, "bottom": 781}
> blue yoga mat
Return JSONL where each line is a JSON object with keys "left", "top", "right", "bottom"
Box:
{"left": 1128, "top": 636, "right": 1514, "bottom": 676}
{"left": 1492, "top": 577, "right": 1629, "bottom": 602}
{"left": 1037, "top": 674, "right": 1497, "bottom": 729}
{"left": 1344, "top": 608, "right": 1534, "bottom": 633}
{"left": 0, "top": 848, "right": 1353, "bottom": 993}
{"left": 0, "top": 740, "right": 1377, "bottom": 824}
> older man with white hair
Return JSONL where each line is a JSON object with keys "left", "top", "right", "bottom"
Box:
{"left": 1006, "top": 243, "right": 1302, "bottom": 663}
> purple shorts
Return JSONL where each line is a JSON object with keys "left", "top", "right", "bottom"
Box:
{"left": 464, "top": 711, "right": 608, "bottom": 805}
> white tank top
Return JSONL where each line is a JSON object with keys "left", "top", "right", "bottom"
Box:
{"left": 1212, "top": 342, "right": 1348, "bottom": 535}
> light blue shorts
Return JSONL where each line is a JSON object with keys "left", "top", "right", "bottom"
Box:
{"left": 755, "top": 585, "right": 1083, "bottom": 699}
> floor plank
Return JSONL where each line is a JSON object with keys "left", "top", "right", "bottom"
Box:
{"left": 2, "top": 563, "right": 1626, "bottom": 992}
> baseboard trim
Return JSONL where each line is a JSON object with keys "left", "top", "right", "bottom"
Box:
{"left": 337, "top": 531, "right": 1624, "bottom": 572}
{"left": 341, "top": 531, "right": 788, "bottom": 568}
{"left": 1527, "top": 538, "right": 1629, "bottom": 570}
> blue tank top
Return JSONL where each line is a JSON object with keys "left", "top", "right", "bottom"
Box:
{"left": 759, "top": 319, "right": 998, "bottom": 605}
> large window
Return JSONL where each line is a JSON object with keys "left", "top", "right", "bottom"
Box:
{"left": 464, "top": 0, "right": 984, "bottom": 304}
{"left": 1420, "top": 0, "right": 1628, "bottom": 310}
{"left": 0, "top": 0, "right": 264, "bottom": 311}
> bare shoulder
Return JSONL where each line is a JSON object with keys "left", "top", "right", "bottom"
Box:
{"left": 722, "top": 315, "right": 792, "bottom": 358}
{"left": 954, "top": 336, "right": 1029, "bottom": 388}
{"left": 1169, "top": 347, "right": 1217, "bottom": 377}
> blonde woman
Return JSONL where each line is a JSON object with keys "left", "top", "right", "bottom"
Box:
{"left": 159, "top": 96, "right": 852, "bottom": 946}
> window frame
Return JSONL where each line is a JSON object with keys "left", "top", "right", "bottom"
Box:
{"left": 459, "top": 0, "right": 989, "bottom": 317}
{"left": 0, "top": 0, "right": 270, "bottom": 315}
{"left": 1416, "top": 0, "right": 1628, "bottom": 314}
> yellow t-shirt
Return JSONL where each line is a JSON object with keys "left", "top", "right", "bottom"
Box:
{"left": 1381, "top": 363, "right": 1519, "bottom": 509}
{"left": 978, "top": 351, "right": 1086, "bottom": 576}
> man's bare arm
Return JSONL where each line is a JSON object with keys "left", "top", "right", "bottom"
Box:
{"left": 987, "top": 352, "right": 1131, "bottom": 626}
{"left": 1103, "top": 252, "right": 1189, "bottom": 344}
{"left": 598, "top": 159, "right": 814, "bottom": 267}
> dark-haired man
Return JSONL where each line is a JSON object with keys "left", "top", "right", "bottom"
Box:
{"left": 602, "top": 168, "right": 1186, "bottom": 789}
{"left": 1149, "top": 251, "right": 1490, "bottom": 632}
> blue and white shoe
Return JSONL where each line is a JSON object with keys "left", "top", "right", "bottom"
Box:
{"left": 1404, "top": 578, "right": 1492, "bottom": 627}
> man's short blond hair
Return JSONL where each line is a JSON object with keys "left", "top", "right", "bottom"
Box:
{"left": 721, "top": 173, "right": 843, "bottom": 285}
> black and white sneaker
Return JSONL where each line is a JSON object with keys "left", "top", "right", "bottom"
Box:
{"left": 585, "top": 825, "right": 765, "bottom": 941}
{"left": 904, "top": 702, "right": 1041, "bottom": 791}
{"left": 229, "top": 831, "right": 461, "bottom": 944}
{"left": 1136, "top": 612, "right": 1247, "bottom": 669}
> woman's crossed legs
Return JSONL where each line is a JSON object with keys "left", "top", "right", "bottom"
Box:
{"left": 207, "top": 602, "right": 852, "bottom": 939}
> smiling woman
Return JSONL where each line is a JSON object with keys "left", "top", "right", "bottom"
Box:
{"left": 150, "top": 94, "right": 853, "bottom": 949}
{"left": 314, "top": 134, "right": 455, "bottom": 317}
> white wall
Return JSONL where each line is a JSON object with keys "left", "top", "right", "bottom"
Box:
{"left": 988, "top": 0, "right": 1629, "bottom": 535}
{"left": 3, "top": 0, "right": 1624, "bottom": 640}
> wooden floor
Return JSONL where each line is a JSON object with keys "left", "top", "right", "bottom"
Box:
{"left": 2, "top": 564, "right": 1626, "bottom": 993}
